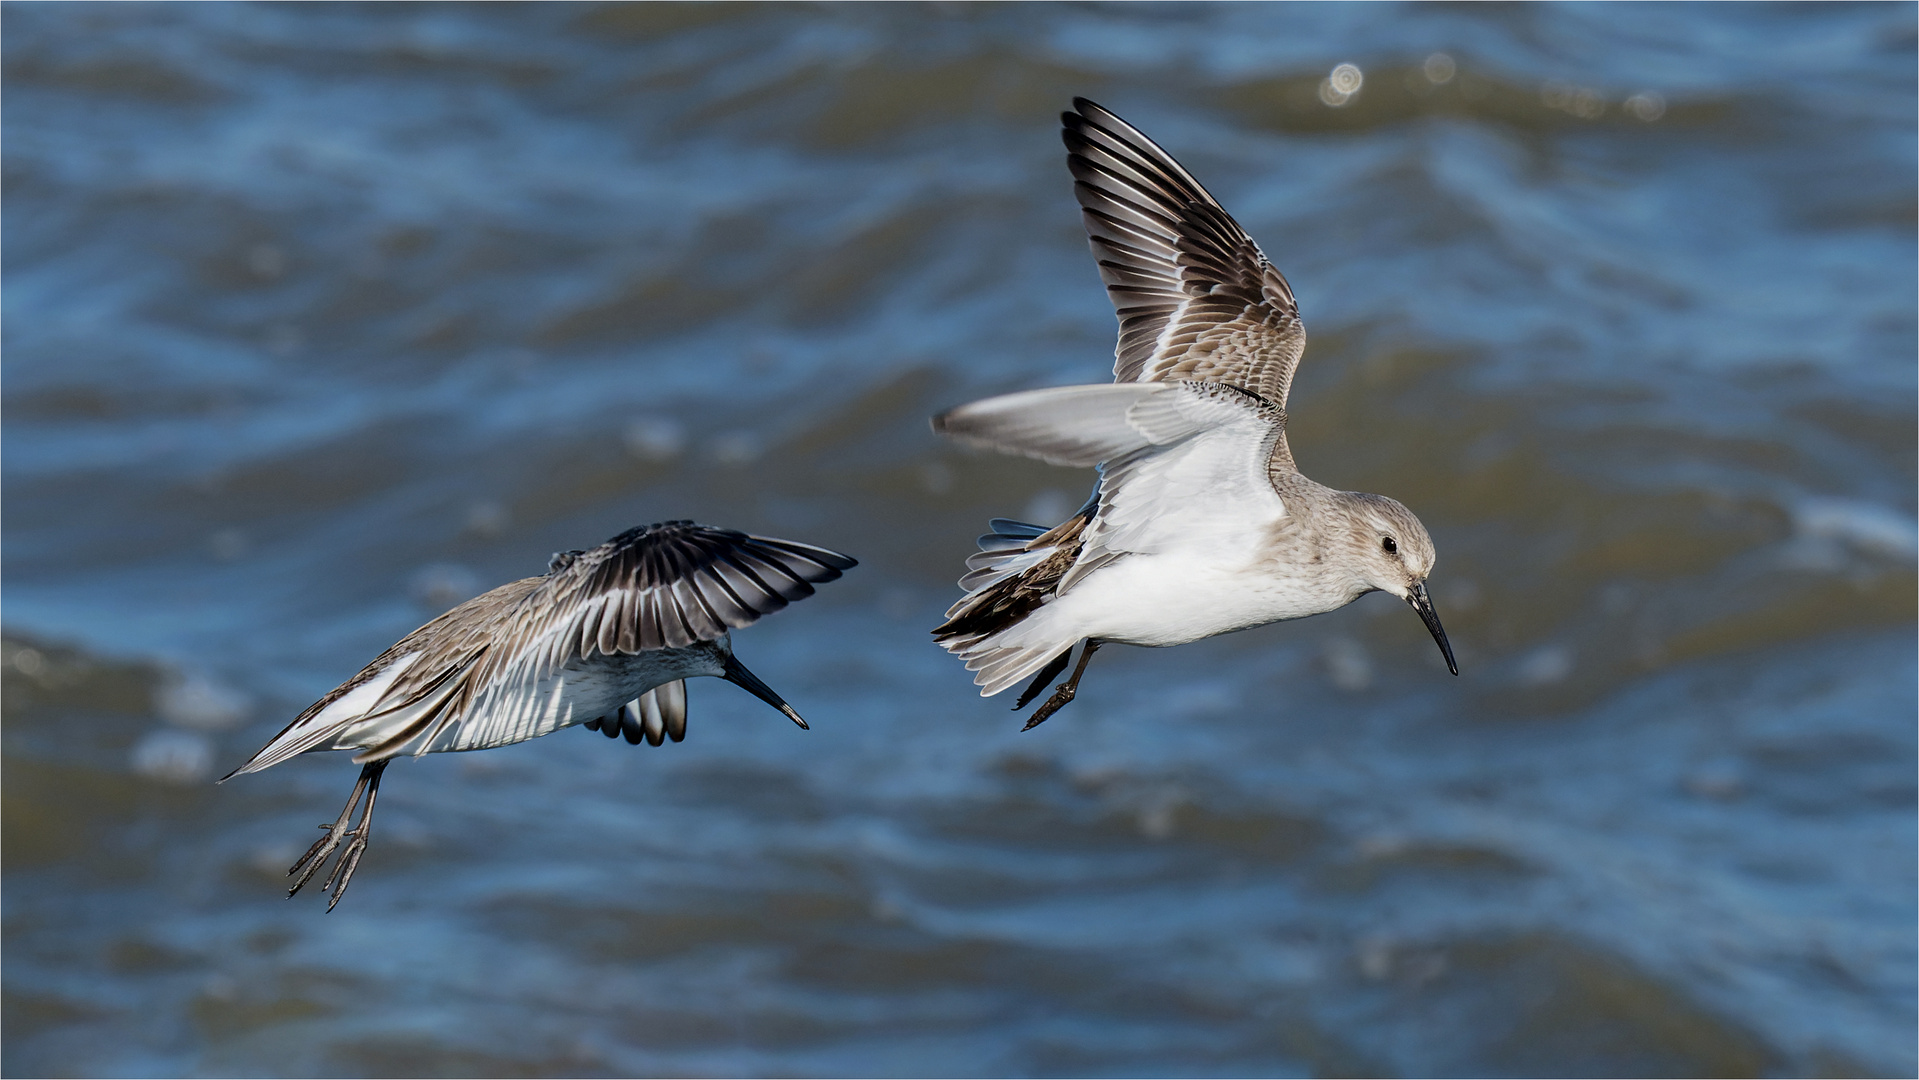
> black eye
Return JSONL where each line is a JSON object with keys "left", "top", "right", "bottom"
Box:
{"left": 1381, "top": 536, "right": 1398, "bottom": 555}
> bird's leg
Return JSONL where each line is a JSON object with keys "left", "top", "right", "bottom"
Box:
{"left": 286, "top": 760, "right": 385, "bottom": 907}
{"left": 1013, "top": 647, "right": 1074, "bottom": 712}
{"left": 320, "top": 760, "right": 387, "bottom": 911}
{"left": 1022, "top": 639, "right": 1102, "bottom": 731}
{"left": 287, "top": 763, "right": 373, "bottom": 897}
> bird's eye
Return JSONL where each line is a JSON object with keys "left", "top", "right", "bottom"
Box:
{"left": 1381, "top": 536, "right": 1398, "bottom": 555}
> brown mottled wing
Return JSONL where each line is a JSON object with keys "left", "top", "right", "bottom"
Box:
{"left": 221, "top": 579, "right": 536, "bottom": 776}
{"left": 227, "top": 523, "right": 854, "bottom": 772}
{"left": 1063, "top": 98, "right": 1306, "bottom": 411}
{"left": 538, "top": 521, "right": 856, "bottom": 661}
{"left": 413, "top": 521, "right": 854, "bottom": 755}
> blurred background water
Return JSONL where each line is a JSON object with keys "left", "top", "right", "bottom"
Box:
{"left": 4, "top": 3, "right": 1914, "bottom": 1076}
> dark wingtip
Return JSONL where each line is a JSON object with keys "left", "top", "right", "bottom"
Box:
{"left": 1063, "top": 98, "right": 1109, "bottom": 146}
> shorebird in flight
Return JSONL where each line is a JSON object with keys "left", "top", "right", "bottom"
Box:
{"left": 226, "top": 521, "right": 854, "bottom": 909}
{"left": 932, "top": 98, "right": 1456, "bottom": 727}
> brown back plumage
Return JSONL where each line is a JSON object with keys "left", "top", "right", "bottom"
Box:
{"left": 230, "top": 522, "right": 855, "bottom": 774}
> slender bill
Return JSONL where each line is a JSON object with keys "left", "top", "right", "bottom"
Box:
{"left": 1407, "top": 582, "right": 1459, "bottom": 676}
{"left": 721, "top": 654, "right": 809, "bottom": 729}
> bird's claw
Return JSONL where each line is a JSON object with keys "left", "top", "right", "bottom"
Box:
{"left": 287, "top": 825, "right": 340, "bottom": 898}
{"left": 323, "top": 832, "right": 370, "bottom": 911}
{"left": 282, "top": 761, "right": 385, "bottom": 910}
{"left": 1022, "top": 683, "right": 1075, "bottom": 731}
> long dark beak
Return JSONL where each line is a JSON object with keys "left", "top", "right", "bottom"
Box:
{"left": 722, "top": 654, "right": 809, "bottom": 729}
{"left": 1407, "top": 582, "right": 1459, "bottom": 676}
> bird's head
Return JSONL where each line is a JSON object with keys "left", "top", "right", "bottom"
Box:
{"left": 1344, "top": 493, "right": 1457, "bottom": 676}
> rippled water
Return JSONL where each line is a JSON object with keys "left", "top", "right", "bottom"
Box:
{"left": 5, "top": 4, "right": 1915, "bottom": 1076}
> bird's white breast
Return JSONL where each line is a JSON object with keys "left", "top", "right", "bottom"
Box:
{"left": 1011, "top": 536, "right": 1356, "bottom": 650}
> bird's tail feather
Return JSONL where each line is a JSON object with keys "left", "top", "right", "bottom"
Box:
{"left": 960, "top": 519, "right": 1058, "bottom": 593}
{"left": 966, "top": 640, "right": 1080, "bottom": 698}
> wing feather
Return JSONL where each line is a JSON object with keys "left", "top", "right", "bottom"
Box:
{"left": 732, "top": 551, "right": 814, "bottom": 602}
{"left": 620, "top": 698, "right": 647, "bottom": 744}
{"left": 1064, "top": 98, "right": 1307, "bottom": 411}
{"left": 1061, "top": 387, "right": 1287, "bottom": 592}
{"left": 638, "top": 691, "right": 666, "bottom": 745}
{"left": 423, "top": 524, "right": 852, "bottom": 753}
{"left": 595, "top": 679, "right": 689, "bottom": 750}
{"left": 710, "top": 556, "right": 784, "bottom": 613}
{"left": 933, "top": 380, "right": 1265, "bottom": 470}
{"left": 656, "top": 680, "right": 687, "bottom": 742}
{"left": 934, "top": 384, "right": 1174, "bottom": 467}
{"left": 229, "top": 523, "right": 855, "bottom": 771}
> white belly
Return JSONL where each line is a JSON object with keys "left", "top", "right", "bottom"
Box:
{"left": 1010, "top": 548, "right": 1354, "bottom": 649}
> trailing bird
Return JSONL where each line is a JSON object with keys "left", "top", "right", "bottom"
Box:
{"left": 226, "top": 521, "right": 854, "bottom": 909}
